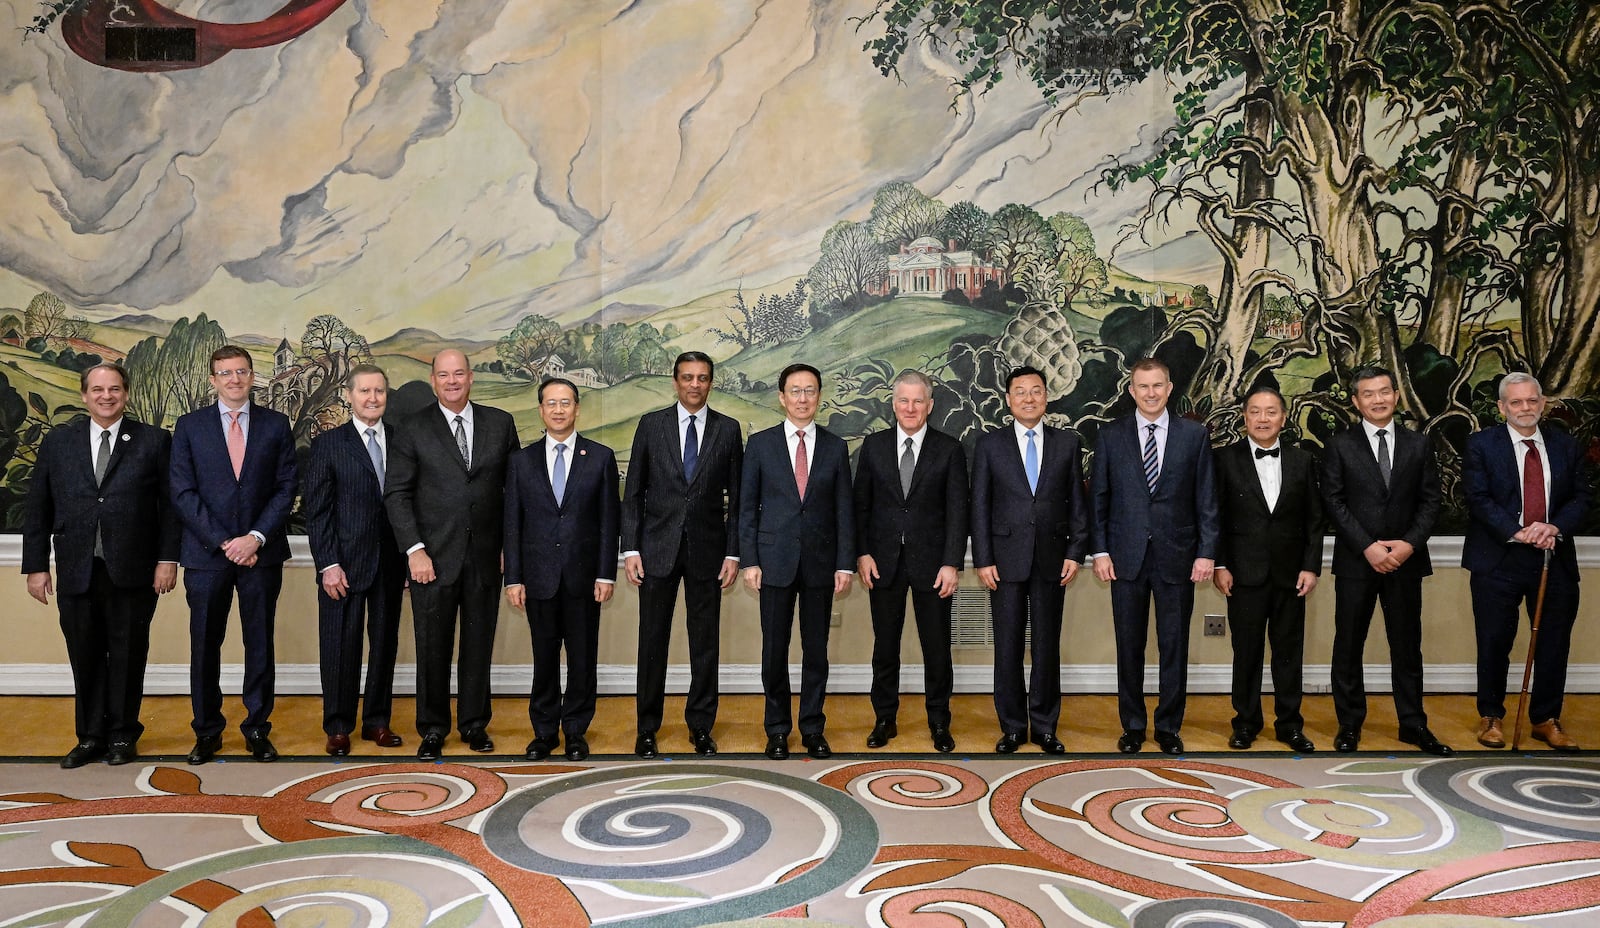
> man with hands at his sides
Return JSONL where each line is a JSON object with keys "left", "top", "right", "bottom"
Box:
{"left": 1091, "top": 357, "right": 1218, "bottom": 756}
{"left": 1212, "top": 385, "right": 1322, "bottom": 753}
{"left": 23, "top": 363, "right": 179, "bottom": 768}
{"left": 854, "top": 369, "right": 968, "bottom": 753}
{"left": 505, "top": 378, "right": 620, "bottom": 762}
{"left": 740, "top": 363, "right": 854, "bottom": 760}
{"left": 621, "top": 351, "right": 742, "bottom": 759}
{"left": 971, "top": 366, "right": 1088, "bottom": 755}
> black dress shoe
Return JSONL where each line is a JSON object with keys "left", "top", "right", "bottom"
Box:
{"left": 463, "top": 728, "right": 494, "bottom": 753}
{"left": 565, "top": 735, "right": 590, "bottom": 761}
{"left": 931, "top": 727, "right": 955, "bottom": 753}
{"left": 866, "top": 719, "right": 897, "bottom": 749}
{"left": 635, "top": 732, "right": 659, "bottom": 759}
{"left": 690, "top": 729, "right": 718, "bottom": 756}
{"left": 1117, "top": 730, "right": 1145, "bottom": 754}
{"left": 360, "top": 726, "right": 404, "bottom": 748}
{"left": 1154, "top": 730, "right": 1184, "bottom": 755}
{"left": 1228, "top": 730, "right": 1255, "bottom": 750}
{"left": 802, "top": 733, "right": 832, "bottom": 759}
{"left": 1334, "top": 728, "right": 1360, "bottom": 753}
{"left": 1030, "top": 732, "right": 1066, "bottom": 754}
{"left": 1278, "top": 730, "right": 1316, "bottom": 753}
{"left": 1398, "top": 726, "right": 1454, "bottom": 757}
{"left": 61, "top": 740, "right": 105, "bottom": 769}
{"left": 417, "top": 733, "right": 445, "bottom": 761}
{"left": 524, "top": 736, "right": 556, "bottom": 761}
{"left": 995, "top": 732, "right": 1025, "bottom": 754}
{"left": 106, "top": 742, "right": 137, "bottom": 766}
{"left": 187, "top": 734, "right": 223, "bottom": 766}
{"left": 765, "top": 734, "right": 790, "bottom": 760}
{"left": 325, "top": 733, "right": 351, "bottom": 757}
{"left": 245, "top": 733, "right": 278, "bottom": 762}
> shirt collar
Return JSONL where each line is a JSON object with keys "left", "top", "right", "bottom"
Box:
{"left": 1012, "top": 420, "right": 1042, "bottom": 438}
{"left": 785, "top": 419, "right": 813, "bottom": 439}
{"left": 547, "top": 432, "right": 578, "bottom": 449}
{"left": 90, "top": 418, "right": 124, "bottom": 440}
{"left": 1136, "top": 409, "right": 1170, "bottom": 430}
{"left": 439, "top": 402, "right": 472, "bottom": 424}
{"left": 678, "top": 402, "right": 709, "bottom": 423}
{"left": 1506, "top": 423, "right": 1544, "bottom": 446}
{"left": 1361, "top": 418, "right": 1395, "bottom": 439}
{"left": 896, "top": 424, "right": 927, "bottom": 444}
{"left": 219, "top": 401, "right": 248, "bottom": 418}
{"left": 351, "top": 417, "right": 383, "bottom": 436}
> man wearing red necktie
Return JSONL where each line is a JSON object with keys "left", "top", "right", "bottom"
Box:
{"left": 1463, "top": 372, "right": 1589, "bottom": 752}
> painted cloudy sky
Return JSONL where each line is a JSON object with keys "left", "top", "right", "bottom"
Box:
{"left": 0, "top": 0, "right": 1215, "bottom": 339}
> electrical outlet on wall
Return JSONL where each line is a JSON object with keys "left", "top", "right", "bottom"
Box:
{"left": 1203, "top": 614, "right": 1226, "bottom": 637}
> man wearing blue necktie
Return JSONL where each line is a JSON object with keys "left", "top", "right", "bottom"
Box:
{"left": 971, "top": 366, "right": 1088, "bottom": 754}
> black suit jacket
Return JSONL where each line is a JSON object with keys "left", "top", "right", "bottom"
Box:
{"left": 22, "top": 418, "right": 180, "bottom": 593}
{"left": 970, "top": 424, "right": 1089, "bottom": 580}
{"left": 384, "top": 402, "right": 520, "bottom": 586}
{"left": 305, "top": 420, "right": 400, "bottom": 592}
{"left": 853, "top": 426, "right": 969, "bottom": 589}
{"left": 1089, "top": 414, "right": 1218, "bottom": 583}
{"left": 738, "top": 423, "right": 854, "bottom": 587}
{"left": 170, "top": 403, "right": 297, "bottom": 569}
{"left": 620, "top": 404, "right": 741, "bottom": 578}
{"left": 1214, "top": 440, "right": 1324, "bottom": 588}
{"left": 1461, "top": 425, "right": 1587, "bottom": 578}
{"left": 504, "top": 435, "right": 620, "bottom": 600}
{"left": 1320, "top": 422, "right": 1440, "bottom": 578}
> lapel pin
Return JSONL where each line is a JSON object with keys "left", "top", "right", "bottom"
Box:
{"left": 121, "top": 433, "right": 130, "bottom": 441}
{"left": 579, "top": 449, "right": 587, "bottom": 456}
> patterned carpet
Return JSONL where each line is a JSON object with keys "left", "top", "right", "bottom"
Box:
{"left": 2, "top": 753, "right": 1599, "bottom": 926}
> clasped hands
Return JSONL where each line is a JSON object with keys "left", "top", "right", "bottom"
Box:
{"left": 1363, "top": 539, "right": 1415, "bottom": 573}
{"left": 221, "top": 534, "right": 260, "bottom": 567}
{"left": 1514, "top": 521, "right": 1559, "bottom": 550}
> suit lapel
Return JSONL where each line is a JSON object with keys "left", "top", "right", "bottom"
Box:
{"left": 1235, "top": 443, "right": 1271, "bottom": 514}
{"left": 467, "top": 403, "right": 491, "bottom": 475}
{"left": 344, "top": 422, "right": 380, "bottom": 485}
{"left": 673, "top": 407, "right": 696, "bottom": 490}
{"left": 1005, "top": 425, "right": 1033, "bottom": 496}
{"left": 427, "top": 407, "right": 469, "bottom": 474}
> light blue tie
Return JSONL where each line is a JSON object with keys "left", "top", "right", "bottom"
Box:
{"left": 1024, "top": 429, "right": 1039, "bottom": 494}
{"left": 365, "top": 427, "right": 384, "bottom": 492}
{"left": 552, "top": 442, "right": 567, "bottom": 505}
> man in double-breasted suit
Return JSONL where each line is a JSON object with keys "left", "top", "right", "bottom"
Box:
{"left": 23, "top": 363, "right": 179, "bottom": 768}
{"left": 1464, "top": 372, "right": 1589, "bottom": 752}
{"left": 505, "top": 377, "right": 620, "bottom": 762}
{"left": 971, "top": 366, "right": 1086, "bottom": 754}
{"left": 855, "top": 369, "right": 969, "bottom": 753}
{"left": 740, "top": 363, "right": 854, "bottom": 760}
{"left": 1212, "top": 385, "right": 1322, "bottom": 752}
{"left": 1321, "top": 365, "right": 1450, "bottom": 756}
{"left": 170, "top": 345, "right": 297, "bottom": 764}
{"left": 1091, "top": 357, "right": 1218, "bottom": 756}
{"left": 621, "top": 351, "right": 742, "bottom": 758}
{"left": 304, "top": 363, "right": 407, "bottom": 757}
{"left": 384, "top": 349, "right": 520, "bottom": 761}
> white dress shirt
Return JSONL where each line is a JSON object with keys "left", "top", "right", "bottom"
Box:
{"left": 1250, "top": 438, "right": 1282, "bottom": 512}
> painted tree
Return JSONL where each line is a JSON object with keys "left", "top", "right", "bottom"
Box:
{"left": 1047, "top": 213, "right": 1108, "bottom": 309}
{"left": 988, "top": 203, "right": 1056, "bottom": 284}
{"left": 122, "top": 335, "right": 171, "bottom": 427}
{"left": 160, "top": 314, "right": 228, "bottom": 416}
{"left": 941, "top": 200, "right": 997, "bottom": 254}
{"left": 22, "top": 292, "right": 85, "bottom": 347}
{"left": 286, "top": 314, "right": 373, "bottom": 442}
{"left": 497, "top": 314, "right": 563, "bottom": 378}
{"left": 808, "top": 220, "right": 889, "bottom": 312}
{"left": 869, "top": 180, "right": 946, "bottom": 246}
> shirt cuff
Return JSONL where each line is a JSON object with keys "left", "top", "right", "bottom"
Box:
{"left": 406, "top": 543, "right": 426, "bottom": 555}
{"left": 249, "top": 531, "right": 266, "bottom": 545}
{"left": 726, "top": 556, "right": 740, "bottom": 563}
{"left": 1092, "top": 552, "right": 1109, "bottom": 560}
{"left": 320, "top": 563, "right": 341, "bottom": 574}
{"left": 621, "top": 550, "right": 640, "bottom": 559}
{"left": 597, "top": 578, "right": 615, "bottom": 585}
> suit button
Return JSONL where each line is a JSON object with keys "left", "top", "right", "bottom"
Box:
{"left": 97, "top": 498, "right": 105, "bottom": 503}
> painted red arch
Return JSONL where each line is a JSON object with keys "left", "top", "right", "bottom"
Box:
{"left": 62, "top": 0, "right": 350, "bottom": 72}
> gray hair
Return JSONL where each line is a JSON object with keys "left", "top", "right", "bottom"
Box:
{"left": 1498, "top": 371, "right": 1543, "bottom": 401}
{"left": 345, "top": 363, "right": 388, "bottom": 389}
{"left": 892, "top": 369, "right": 934, "bottom": 397}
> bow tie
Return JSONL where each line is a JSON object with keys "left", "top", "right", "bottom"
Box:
{"left": 1255, "top": 447, "right": 1280, "bottom": 459}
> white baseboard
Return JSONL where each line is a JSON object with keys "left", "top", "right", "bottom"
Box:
{"left": 5, "top": 662, "right": 1598, "bottom": 696}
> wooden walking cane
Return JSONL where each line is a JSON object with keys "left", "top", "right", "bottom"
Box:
{"left": 1511, "top": 547, "right": 1554, "bottom": 751}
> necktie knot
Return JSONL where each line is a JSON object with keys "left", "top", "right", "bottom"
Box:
{"left": 1255, "top": 447, "right": 1279, "bottom": 459}
{"left": 556, "top": 442, "right": 567, "bottom": 455}
{"left": 1376, "top": 428, "right": 1387, "bottom": 438}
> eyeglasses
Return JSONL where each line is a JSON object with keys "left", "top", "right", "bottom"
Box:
{"left": 212, "top": 368, "right": 253, "bottom": 379}
{"left": 542, "top": 398, "right": 575, "bottom": 409}
{"left": 1008, "top": 387, "right": 1045, "bottom": 399}
{"left": 784, "top": 387, "right": 819, "bottom": 398}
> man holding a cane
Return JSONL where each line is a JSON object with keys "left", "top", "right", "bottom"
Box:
{"left": 1464, "top": 373, "right": 1589, "bottom": 752}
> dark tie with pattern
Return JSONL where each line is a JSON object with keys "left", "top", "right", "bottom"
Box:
{"left": 1375, "top": 428, "right": 1391, "bottom": 487}
{"left": 1142, "top": 423, "right": 1159, "bottom": 492}
{"left": 1522, "top": 438, "right": 1546, "bottom": 526}
{"left": 684, "top": 414, "right": 699, "bottom": 481}
{"left": 900, "top": 437, "right": 915, "bottom": 497}
{"left": 794, "top": 430, "right": 809, "bottom": 499}
{"left": 454, "top": 415, "right": 470, "bottom": 468}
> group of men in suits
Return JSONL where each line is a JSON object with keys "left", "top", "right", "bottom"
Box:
{"left": 20, "top": 344, "right": 1588, "bottom": 767}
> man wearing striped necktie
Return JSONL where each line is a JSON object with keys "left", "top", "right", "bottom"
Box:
{"left": 1090, "top": 357, "right": 1218, "bottom": 756}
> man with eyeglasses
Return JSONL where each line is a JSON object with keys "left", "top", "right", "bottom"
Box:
{"left": 739, "top": 363, "right": 854, "bottom": 760}
{"left": 385, "top": 348, "right": 520, "bottom": 760}
{"left": 170, "top": 345, "right": 297, "bottom": 764}
{"left": 504, "top": 378, "right": 619, "bottom": 762}
{"left": 1090, "top": 357, "right": 1218, "bottom": 756}
{"left": 621, "top": 351, "right": 742, "bottom": 758}
{"left": 972, "top": 366, "right": 1087, "bottom": 755}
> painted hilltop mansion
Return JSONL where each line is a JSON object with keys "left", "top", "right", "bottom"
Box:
{"left": 869, "top": 236, "right": 1007, "bottom": 301}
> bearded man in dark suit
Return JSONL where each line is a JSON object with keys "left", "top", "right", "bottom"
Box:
{"left": 1212, "top": 385, "right": 1322, "bottom": 753}
{"left": 23, "top": 363, "right": 179, "bottom": 768}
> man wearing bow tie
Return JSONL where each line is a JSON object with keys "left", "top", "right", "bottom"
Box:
{"left": 1463, "top": 373, "right": 1588, "bottom": 752}
{"left": 23, "top": 363, "right": 180, "bottom": 768}
{"left": 1321, "top": 365, "right": 1450, "bottom": 756}
{"left": 1211, "top": 385, "right": 1322, "bottom": 752}
{"left": 305, "top": 364, "right": 406, "bottom": 756}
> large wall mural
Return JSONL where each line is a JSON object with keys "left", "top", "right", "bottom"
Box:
{"left": 0, "top": 0, "right": 1595, "bottom": 533}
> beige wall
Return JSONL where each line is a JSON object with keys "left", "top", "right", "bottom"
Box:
{"left": 4, "top": 538, "right": 1596, "bottom": 691}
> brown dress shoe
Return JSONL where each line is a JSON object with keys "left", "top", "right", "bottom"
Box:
{"left": 1476, "top": 716, "right": 1505, "bottom": 749}
{"left": 325, "top": 733, "right": 351, "bottom": 756}
{"left": 361, "top": 726, "right": 404, "bottom": 747}
{"left": 1531, "top": 719, "right": 1580, "bottom": 753}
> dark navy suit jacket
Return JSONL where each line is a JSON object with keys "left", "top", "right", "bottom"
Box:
{"left": 304, "top": 420, "right": 400, "bottom": 592}
{"left": 170, "top": 403, "right": 296, "bottom": 568}
{"left": 971, "top": 424, "right": 1088, "bottom": 580}
{"left": 1462, "top": 425, "right": 1587, "bottom": 578}
{"left": 504, "top": 435, "right": 620, "bottom": 601}
{"left": 738, "top": 422, "right": 854, "bottom": 587}
{"left": 1090, "top": 414, "right": 1218, "bottom": 583}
